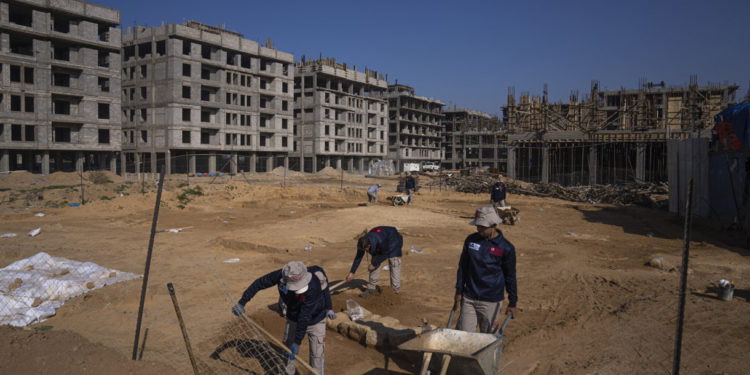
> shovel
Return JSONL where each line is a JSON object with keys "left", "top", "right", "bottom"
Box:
{"left": 446, "top": 301, "right": 458, "bottom": 328}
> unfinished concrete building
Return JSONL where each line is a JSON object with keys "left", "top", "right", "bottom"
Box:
{"left": 292, "top": 58, "right": 388, "bottom": 172}
{"left": 121, "top": 22, "right": 294, "bottom": 175}
{"left": 0, "top": 0, "right": 121, "bottom": 174}
{"left": 378, "top": 84, "right": 444, "bottom": 172}
{"left": 441, "top": 109, "right": 506, "bottom": 172}
{"left": 503, "top": 78, "right": 740, "bottom": 185}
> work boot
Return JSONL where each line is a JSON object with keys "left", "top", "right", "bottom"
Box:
{"left": 359, "top": 287, "right": 380, "bottom": 298}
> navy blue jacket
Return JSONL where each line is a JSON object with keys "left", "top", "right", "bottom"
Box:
{"left": 350, "top": 226, "right": 403, "bottom": 273}
{"left": 405, "top": 176, "right": 416, "bottom": 190}
{"left": 455, "top": 231, "right": 517, "bottom": 307}
{"left": 490, "top": 183, "right": 507, "bottom": 202}
{"left": 238, "top": 266, "right": 332, "bottom": 345}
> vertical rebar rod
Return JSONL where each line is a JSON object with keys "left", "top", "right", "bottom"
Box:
{"left": 132, "top": 168, "right": 166, "bottom": 360}
{"left": 672, "top": 178, "right": 694, "bottom": 375}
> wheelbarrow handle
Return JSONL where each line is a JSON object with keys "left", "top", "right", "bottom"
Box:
{"left": 446, "top": 302, "right": 458, "bottom": 328}
{"left": 494, "top": 314, "right": 512, "bottom": 337}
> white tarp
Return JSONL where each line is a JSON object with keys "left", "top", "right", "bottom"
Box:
{"left": 0, "top": 252, "right": 141, "bottom": 327}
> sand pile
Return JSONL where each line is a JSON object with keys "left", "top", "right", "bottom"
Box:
{"left": 316, "top": 166, "right": 345, "bottom": 177}
{"left": 268, "top": 167, "right": 305, "bottom": 177}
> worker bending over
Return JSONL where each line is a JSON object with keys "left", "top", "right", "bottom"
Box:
{"left": 233, "top": 261, "right": 335, "bottom": 375}
{"left": 346, "top": 226, "right": 403, "bottom": 297}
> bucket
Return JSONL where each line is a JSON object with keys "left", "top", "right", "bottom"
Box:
{"left": 719, "top": 284, "right": 735, "bottom": 301}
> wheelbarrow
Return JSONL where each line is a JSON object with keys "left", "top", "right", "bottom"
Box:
{"left": 397, "top": 310, "right": 512, "bottom": 375}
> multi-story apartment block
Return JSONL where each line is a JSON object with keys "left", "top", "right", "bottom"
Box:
{"left": 293, "top": 58, "right": 389, "bottom": 173}
{"left": 442, "top": 109, "right": 506, "bottom": 171}
{"left": 121, "top": 21, "right": 294, "bottom": 175}
{"left": 0, "top": 0, "right": 121, "bottom": 174}
{"left": 378, "top": 84, "right": 444, "bottom": 172}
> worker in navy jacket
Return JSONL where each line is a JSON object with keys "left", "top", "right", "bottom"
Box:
{"left": 232, "top": 261, "right": 334, "bottom": 375}
{"left": 455, "top": 206, "right": 518, "bottom": 333}
{"left": 404, "top": 173, "right": 416, "bottom": 204}
{"left": 490, "top": 179, "right": 507, "bottom": 207}
{"left": 346, "top": 226, "right": 403, "bottom": 297}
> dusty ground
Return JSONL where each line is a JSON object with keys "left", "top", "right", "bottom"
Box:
{"left": 0, "top": 170, "right": 748, "bottom": 374}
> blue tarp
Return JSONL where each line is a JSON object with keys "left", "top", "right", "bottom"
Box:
{"left": 714, "top": 103, "right": 750, "bottom": 149}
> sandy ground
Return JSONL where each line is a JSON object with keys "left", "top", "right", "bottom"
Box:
{"left": 0, "top": 170, "right": 748, "bottom": 374}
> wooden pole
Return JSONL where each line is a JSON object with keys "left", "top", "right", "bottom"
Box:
{"left": 131, "top": 168, "right": 166, "bottom": 360}
{"left": 167, "top": 283, "right": 200, "bottom": 375}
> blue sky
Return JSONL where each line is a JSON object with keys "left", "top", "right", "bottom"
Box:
{"left": 98, "top": 0, "right": 749, "bottom": 116}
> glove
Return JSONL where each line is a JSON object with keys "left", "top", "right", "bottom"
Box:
{"left": 286, "top": 343, "right": 299, "bottom": 360}
{"left": 232, "top": 303, "right": 245, "bottom": 316}
{"left": 326, "top": 310, "right": 337, "bottom": 320}
{"left": 279, "top": 283, "right": 288, "bottom": 294}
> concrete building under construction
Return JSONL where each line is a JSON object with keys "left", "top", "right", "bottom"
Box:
{"left": 0, "top": 0, "right": 122, "bottom": 174}
{"left": 441, "top": 108, "right": 506, "bottom": 171}
{"left": 376, "top": 84, "right": 444, "bottom": 172}
{"left": 504, "top": 78, "right": 740, "bottom": 185}
{"left": 292, "top": 58, "right": 388, "bottom": 173}
{"left": 120, "top": 22, "right": 294, "bottom": 175}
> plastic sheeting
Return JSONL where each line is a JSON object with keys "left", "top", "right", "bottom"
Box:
{"left": 0, "top": 252, "right": 140, "bottom": 327}
{"left": 714, "top": 103, "right": 750, "bottom": 150}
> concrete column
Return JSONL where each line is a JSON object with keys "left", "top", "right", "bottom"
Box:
{"left": 359, "top": 158, "right": 365, "bottom": 173}
{"left": 311, "top": 155, "right": 317, "bottom": 172}
{"left": 120, "top": 152, "right": 126, "bottom": 175}
{"left": 1, "top": 150, "right": 10, "bottom": 172}
{"left": 188, "top": 152, "right": 196, "bottom": 174}
{"left": 588, "top": 145, "right": 598, "bottom": 185}
{"left": 541, "top": 145, "right": 550, "bottom": 183}
{"left": 150, "top": 152, "right": 157, "bottom": 174}
{"left": 265, "top": 155, "right": 273, "bottom": 172}
{"left": 635, "top": 143, "right": 646, "bottom": 183}
{"left": 134, "top": 152, "right": 141, "bottom": 174}
{"left": 110, "top": 153, "right": 118, "bottom": 173}
{"left": 325, "top": 157, "right": 331, "bottom": 168}
{"left": 249, "top": 153, "right": 257, "bottom": 173}
{"left": 283, "top": 156, "right": 289, "bottom": 170}
{"left": 506, "top": 146, "right": 516, "bottom": 179}
{"left": 75, "top": 151, "right": 85, "bottom": 173}
{"left": 164, "top": 150, "right": 171, "bottom": 175}
{"left": 347, "top": 157, "right": 354, "bottom": 171}
{"left": 208, "top": 154, "right": 217, "bottom": 174}
{"left": 230, "top": 152, "right": 238, "bottom": 174}
{"left": 335, "top": 158, "right": 342, "bottom": 169}
{"left": 42, "top": 151, "right": 50, "bottom": 175}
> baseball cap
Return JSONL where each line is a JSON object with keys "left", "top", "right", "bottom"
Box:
{"left": 282, "top": 261, "right": 312, "bottom": 292}
{"left": 469, "top": 206, "right": 502, "bottom": 227}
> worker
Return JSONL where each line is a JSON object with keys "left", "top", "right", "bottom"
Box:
{"left": 232, "top": 261, "right": 335, "bottom": 375}
{"left": 490, "top": 178, "right": 507, "bottom": 208}
{"left": 455, "top": 206, "right": 517, "bottom": 333}
{"left": 346, "top": 226, "right": 403, "bottom": 297}
{"left": 367, "top": 184, "right": 382, "bottom": 206}
{"left": 404, "top": 172, "right": 416, "bottom": 204}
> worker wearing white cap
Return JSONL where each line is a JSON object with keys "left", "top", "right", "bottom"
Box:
{"left": 455, "top": 206, "right": 518, "bottom": 333}
{"left": 233, "top": 261, "right": 335, "bottom": 374}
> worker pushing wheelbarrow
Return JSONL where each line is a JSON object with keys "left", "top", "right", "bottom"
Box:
{"left": 398, "top": 205, "right": 519, "bottom": 374}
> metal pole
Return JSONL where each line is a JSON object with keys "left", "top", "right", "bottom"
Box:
{"left": 672, "top": 178, "right": 693, "bottom": 375}
{"left": 79, "top": 172, "right": 84, "bottom": 204}
{"left": 167, "top": 283, "right": 200, "bottom": 375}
{"left": 132, "top": 168, "right": 166, "bottom": 360}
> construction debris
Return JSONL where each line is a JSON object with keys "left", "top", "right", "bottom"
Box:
{"left": 445, "top": 174, "right": 668, "bottom": 208}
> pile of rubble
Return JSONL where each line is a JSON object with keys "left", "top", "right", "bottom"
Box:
{"left": 445, "top": 174, "right": 668, "bottom": 208}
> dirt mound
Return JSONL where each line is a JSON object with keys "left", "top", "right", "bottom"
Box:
{"left": 316, "top": 167, "right": 344, "bottom": 177}
{"left": 0, "top": 326, "right": 176, "bottom": 374}
{"left": 267, "top": 167, "right": 304, "bottom": 177}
